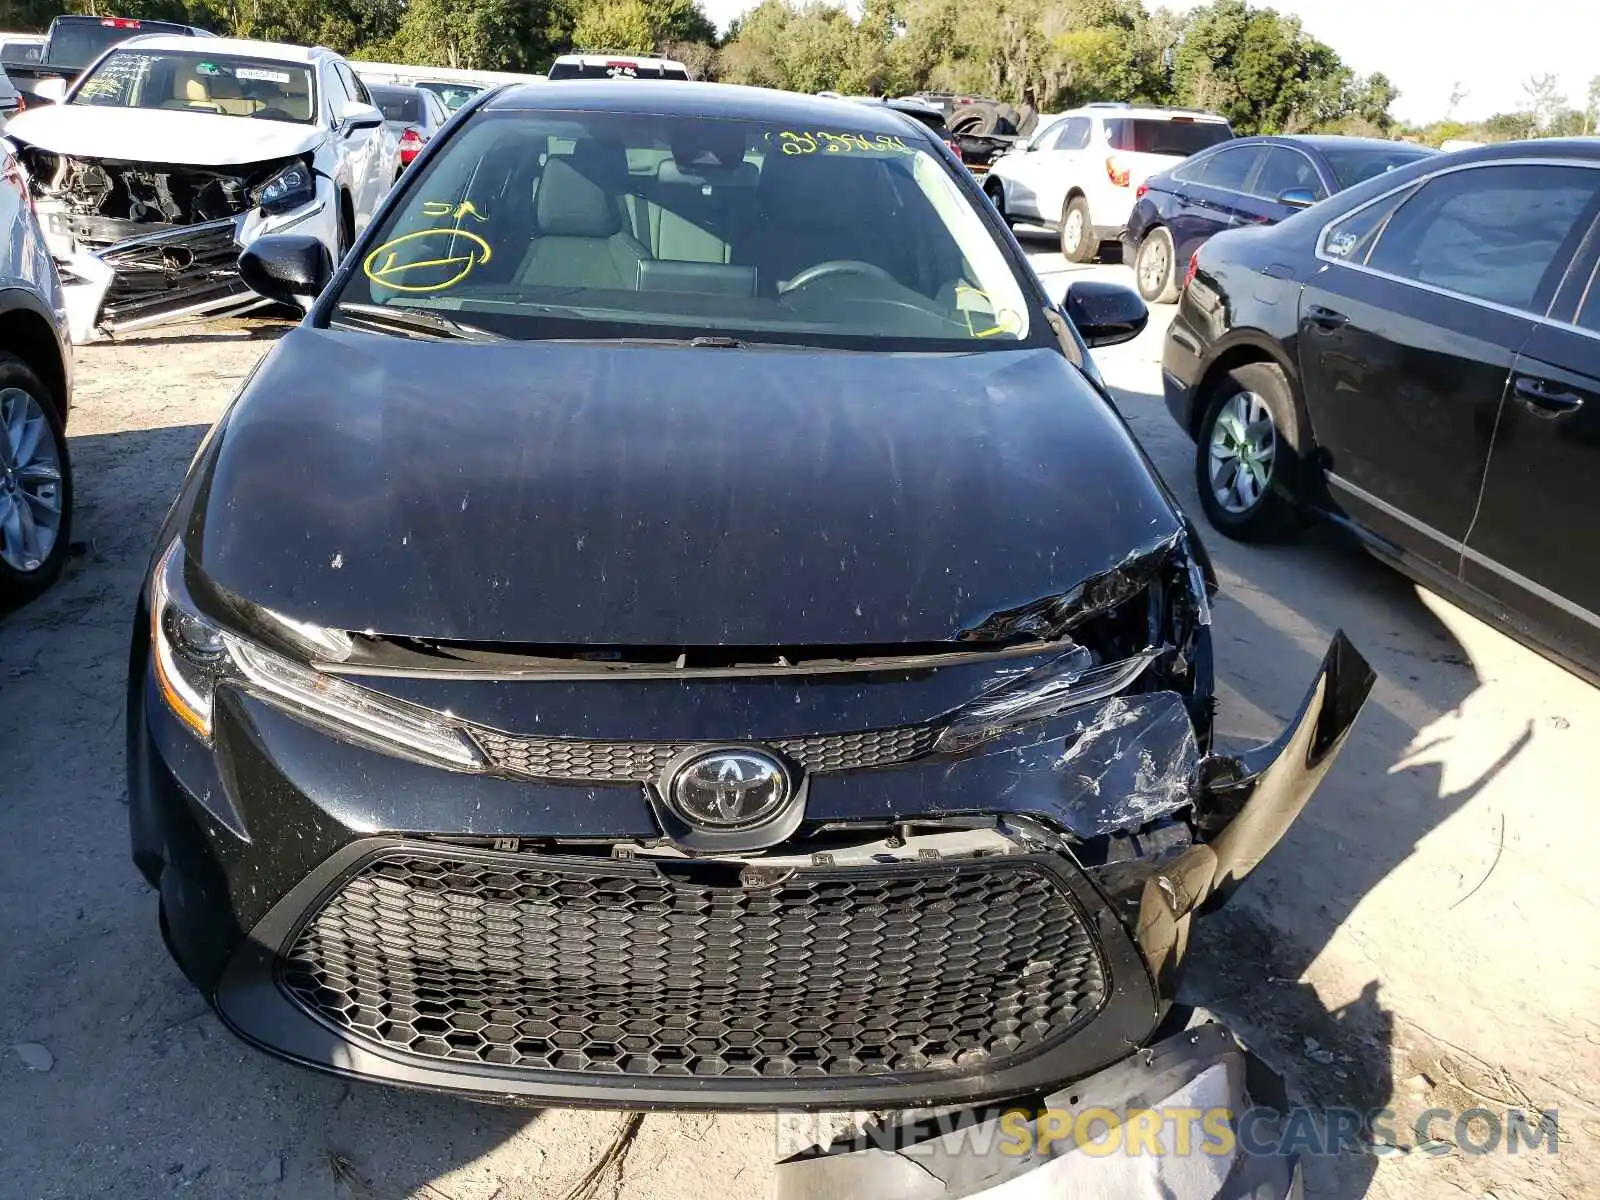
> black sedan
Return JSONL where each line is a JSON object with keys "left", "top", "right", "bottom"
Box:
{"left": 1123, "top": 135, "right": 1435, "bottom": 303}
{"left": 128, "top": 81, "right": 1371, "bottom": 1116}
{"left": 1164, "top": 139, "right": 1600, "bottom": 686}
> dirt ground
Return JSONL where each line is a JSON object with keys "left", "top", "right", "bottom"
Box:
{"left": 1, "top": 244, "right": 1596, "bottom": 1199}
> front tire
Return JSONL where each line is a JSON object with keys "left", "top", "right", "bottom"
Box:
{"left": 985, "top": 180, "right": 1011, "bottom": 226}
{"left": 0, "top": 355, "right": 73, "bottom": 612}
{"left": 1195, "top": 362, "right": 1303, "bottom": 542}
{"left": 1059, "top": 195, "right": 1096, "bottom": 263}
{"left": 1135, "top": 227, "right": 1179, "bottom": 303}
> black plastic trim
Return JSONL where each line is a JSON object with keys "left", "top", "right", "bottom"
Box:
{"left": 215, "top": 837, "right": 1160, "bottom": 1109}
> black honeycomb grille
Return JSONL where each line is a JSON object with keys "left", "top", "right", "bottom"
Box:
{"left": 280, "top": 850, "right": 1107, "bottom": 1081}
{"left": 468, "top": 724, "right": 942, "bottom": 782}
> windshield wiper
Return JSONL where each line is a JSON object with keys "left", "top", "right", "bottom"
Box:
{"left": 332, "top": 303, "right": 505, "bottom": 342}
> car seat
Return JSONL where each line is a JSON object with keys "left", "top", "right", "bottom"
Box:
{"left": 516, "top": 140, "right": 650, "bottom": 290}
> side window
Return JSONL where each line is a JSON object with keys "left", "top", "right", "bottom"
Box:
{"left": 1574, "top": 261, "right": 1600, "bottom": 332}
{"left": 1170, "top": 153, "right": 1211, "bottom": 184}
{"left": 428, "top": 93, "right": 448, "bottom": 126}
{"left": 324, "top": 62, "right": 351, "bottom": 117}
{"left": 1201, "top": 146, "right": 1264, "bottom": 193}
{"left": 1252, "top": 148, "right": 1325, "bottom": 201}
{"left": 335, "top": 62, "right": 369, "bottom": 105}
{"left": 1056, "top": 117, "right": 1091, "bottom": 151}
{"left": 1366, "top": 165, "right": 1600, "bottom": 312}
{"left": 1322, "top": 182, "right": 1421, "bottom": 263}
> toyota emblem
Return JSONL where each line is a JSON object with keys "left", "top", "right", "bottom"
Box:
{"left": 669, "top": 749, "right": 791, "bottom": 829}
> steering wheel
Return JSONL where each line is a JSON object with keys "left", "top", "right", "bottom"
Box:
{"left": 779, "top": 259, "right": 899, "bottom": 295}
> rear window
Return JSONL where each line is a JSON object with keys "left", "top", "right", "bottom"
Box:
{"left": 2, "top": 41, "right": 42, "bottom": 64}
{"left": 416, "top": 81, "right": 483, "bottom": 111}
{"left": 1320, "top": 145, "right": 1436, "bottom": 190}
{"left": 370, "top": 87, "right": 422, "bottom": 124}
{"left": 1106, "top": 118, "right": 1232, "bottom": 156}
{"left": 901, "top": 109, "right": 948, "bottom": 135}
{"left": 48, "top": 19, "right": 192, "bottom": 70}
{"left": 548, "top": 59, "right": 689, "bottom": 81}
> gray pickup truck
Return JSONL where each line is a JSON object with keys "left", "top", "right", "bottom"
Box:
{"left": 1, "top": 14, "right": 212, "bottom": 108}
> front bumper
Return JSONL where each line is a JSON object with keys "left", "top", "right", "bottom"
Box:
{"left": 41, "top": 184, "right": 333, "bottom": 343}
{"left": 129, "top": 625, "right": 1372, "bottom": 1109}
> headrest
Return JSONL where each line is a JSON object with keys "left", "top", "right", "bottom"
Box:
{"left": 182, "top": 76, "right": 210, "bottom": 103}
{"left": 536, "top": 156, "right": 619, "bottom": 238}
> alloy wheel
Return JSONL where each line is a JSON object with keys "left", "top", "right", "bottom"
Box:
{"left": 1207, "top": 390, "right": 1277, "bottom": 514}
{"left": 0, "top": 388, "right": 64, "bottom": 573}
{"left": 1062, "top": 209, "right": 1084, "bottom": 255}
{"left": 1139, "top": 237, "right": 1170, "bottom": 295}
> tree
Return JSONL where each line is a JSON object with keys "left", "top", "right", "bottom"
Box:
{"left": 1522, "top": 73, "right": 1566, "bottom": 134}
{"left": 1585, "top": 75, "right": 1600, "bottom": 136}
{"left": 571, "top": 0, "right": 656, "bottom": 53}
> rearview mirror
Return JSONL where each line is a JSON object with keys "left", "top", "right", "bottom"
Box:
{"left": 238, "top": 235, "right": 332, "bottom": 312}
{"left": 339, "top": 100, "right": 383, "bottom": 135}
{"left": 1063, "top": 280, "right": 1148, "bottom": 348}
{"left": 32, "top": 77, "right": 66, "bottom": 104}
{"left": 1278, "top": 187, "right": 1317, "bottom": 209}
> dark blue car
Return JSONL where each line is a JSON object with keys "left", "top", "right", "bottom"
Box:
{"left": 1123, "top": 135, "right": 1435, "bottom": 302}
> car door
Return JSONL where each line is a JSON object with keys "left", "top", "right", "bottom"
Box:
{"left": 1171, "top": 144, "right": 1264, "bottom": 247}
{"left": 1300, "top": 162, "right": 1600, "bottom": 569}
{"left": 1237, "top": 145, "right": 1328, "bottom": 227}
{"left": 334, "top": 61, "right": 388, "bottom": 225}
{"left": 1463, "top": 198, "right": 1600, "bottom": 664}
{"left": 1028, "top": 115, "right": 1091, "bottom": 227}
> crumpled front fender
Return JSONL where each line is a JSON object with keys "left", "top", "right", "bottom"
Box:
{"left": 1123, "top": 631, "right": 1375, "bottom": 994}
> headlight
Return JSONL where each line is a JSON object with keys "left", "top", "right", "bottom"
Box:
{"left": 149, "top": 542, "right": 483, "bottom": 770}
{"left": 934, "top": 647, "right": 1158, "bottom": 755}
{"left": 254, "top": 161, "right": 316, "bottom": 215}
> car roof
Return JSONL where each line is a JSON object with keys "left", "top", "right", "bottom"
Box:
{"left": 1067, "top": 103, "right": 1228, "bottom": 124}
{"left": 552, "top": 52, "right": 686, "bottom": 69}
{"left": 118, "top": 34, "right": 326, "bottom": 62}
{"left": 484, "top": 81, "right": 928, "bottom": 137}
{"left": 1236, "top": 134, "right": 1433, "bottom": 153}
{"left": 1440, "top": 137, "right": 1600, "bottom": 165}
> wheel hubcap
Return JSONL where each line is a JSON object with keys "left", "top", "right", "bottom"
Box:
{"left": 1140, "top": 240, "right": 1169, "bottom": 291}
{"left": 0, "top": 388, "right": 63, "bottom": 573}
{"left": 1207, "top": 391, "right": 1277, "bottom": 514}
{"left": 1063, "top": 210, "right": 1082, "bottom": 251}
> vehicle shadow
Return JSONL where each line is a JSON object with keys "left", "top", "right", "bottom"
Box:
{"left": 1108, "top": 382, "right": 1524, "bottom": 1198}
{"left": 0, "top": 422, "right": 540, "bottom": 1198}
{"left": 102, "top": 318, "right": 296, "bottom": 349}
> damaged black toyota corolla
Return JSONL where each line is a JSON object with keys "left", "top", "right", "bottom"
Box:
{"left": 128, "top": 83, "right": 1373, "bottom": 1120}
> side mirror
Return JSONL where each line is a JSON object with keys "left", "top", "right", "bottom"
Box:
{"left": 1062, "top": 280, "right": 1148, "bottom": 348}
{"left": 238, "top": 235, "right": 332, "bottom": 311}
{"left": 1278, "top": 187, "right": 1317, "bottom": 209}
{"left": 32, "top": 77, "right": 67, "bottom": 104}
{"left": 339, "top": 100, "right": 383, "bottom": 135}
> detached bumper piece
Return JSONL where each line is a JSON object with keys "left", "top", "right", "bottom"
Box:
{"left": 216, "top": 840, "right": 1159, "bottom": 1107}
{"left": 775, "top": 1022, "right": 1302, "bottom": 1200}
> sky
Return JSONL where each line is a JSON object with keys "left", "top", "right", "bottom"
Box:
{"left": 698, "top": 0, "right": 1599, "bottom": 126}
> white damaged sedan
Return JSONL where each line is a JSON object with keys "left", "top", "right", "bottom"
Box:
{"left": 4, "top": 35, "right": 398, "bottom": 342}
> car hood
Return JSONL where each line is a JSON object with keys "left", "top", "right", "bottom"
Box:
{"left": 190, "top": 328, "right": 1182, "bottom": 646}
{"left": 4, "top": 104, "right": 323, "bottom": 165}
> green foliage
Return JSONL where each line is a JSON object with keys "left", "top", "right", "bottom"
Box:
{"left": 4, "top": 0, "right": 1453, "bottom": 140}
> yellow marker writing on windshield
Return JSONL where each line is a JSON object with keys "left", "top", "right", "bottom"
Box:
{"left": 362, "top": 227, "right": 494, "bottom": 293}
{"left": 421, "top": 199, "right": 489, "bottom": 222}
